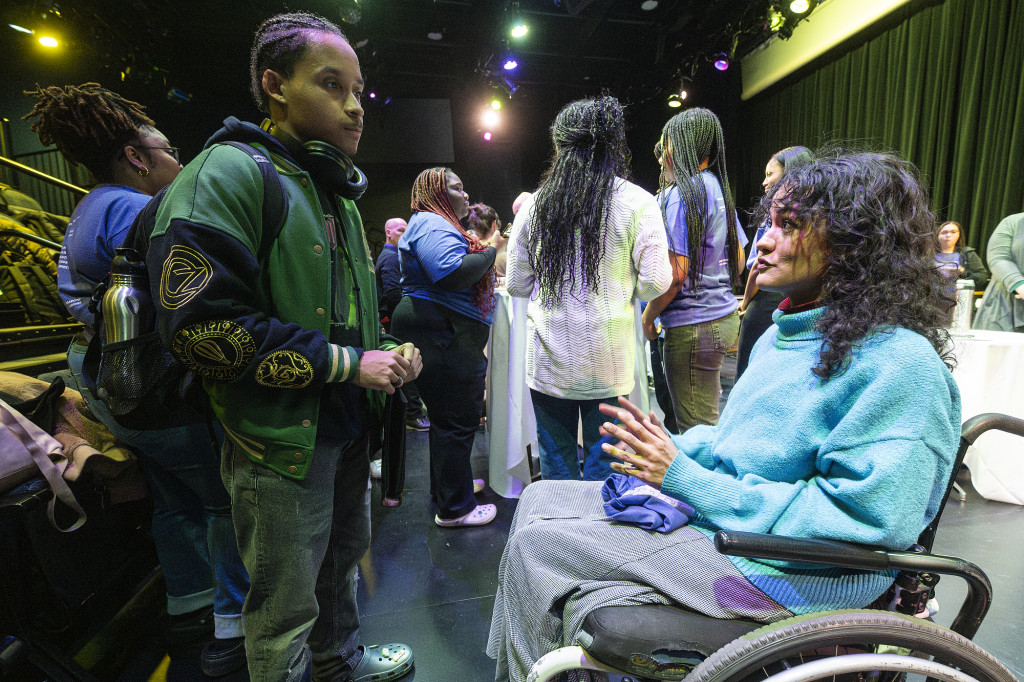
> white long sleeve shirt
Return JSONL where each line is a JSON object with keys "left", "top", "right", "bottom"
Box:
{"left": 506, "top": 178, "right": 672, "bottom": 399}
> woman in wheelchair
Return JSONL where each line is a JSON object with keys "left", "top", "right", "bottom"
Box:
{"left": 487, "top": 149, "right": 962, "bottom": 682}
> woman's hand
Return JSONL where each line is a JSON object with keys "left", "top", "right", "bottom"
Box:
{"left": 641, "top": 311, "right": 660, "bottom": 341}
{"left": 598, "top": 396, "right": 678, "bottom": 488}
{"left": 480, "top": 229, "right": 505, "bottom": 250}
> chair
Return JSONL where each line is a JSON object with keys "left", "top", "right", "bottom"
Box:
{"left": 529, "top": 413, "right": 1024, "bottom": 682}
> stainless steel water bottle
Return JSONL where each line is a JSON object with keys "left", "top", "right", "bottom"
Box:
{"left": 953, "top": 279, "right": 975, "bottom": 333}
{"left": 101, "top": 247, "right": 153, "bottom": 343}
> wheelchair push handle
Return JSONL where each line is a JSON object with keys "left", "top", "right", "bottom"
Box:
{"left": 960, "top": 413, "right": 1024, "bottom": 445}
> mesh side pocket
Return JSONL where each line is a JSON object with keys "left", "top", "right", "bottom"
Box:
{"left": 97, "top": 331, "right": 185, "bottom": 417}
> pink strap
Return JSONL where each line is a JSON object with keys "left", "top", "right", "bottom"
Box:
{"left": 0, "top": 399, "right": 87, "bottom": 532}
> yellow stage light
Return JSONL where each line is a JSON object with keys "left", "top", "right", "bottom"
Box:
{"left": 38, "top": 35, "right": 58, "bottom": 47}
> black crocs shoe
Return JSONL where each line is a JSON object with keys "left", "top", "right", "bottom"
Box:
{"left": 200, "top": 636, "right": 247, "bottom": 677}
{"left": 347, "top": 643, "right": 413, "bottom": 682}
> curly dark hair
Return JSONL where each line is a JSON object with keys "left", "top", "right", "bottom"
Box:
{"left": 466, "top": 203, "right": 500, "bottom": 239}
{"left": 250, "top": 12, "right": 348, "bottom": 113}
{"left": 764, "top": 150, "right": 954, "bottom": 379}
{"left": 659, "top": 107, "right": 742, "bottom": 290}
{"left": 527, "top": 96, "right": 631, "bottom": 306}
{"left": 22, "top": 83, "right": 154, "bottom": 182}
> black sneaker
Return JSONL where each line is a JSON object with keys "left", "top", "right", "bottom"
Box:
{"left": 201, "top": 636, "right": 247, "bottom": 677}
{"left": 166, "top": 605, "right": 214, "bottom": 650}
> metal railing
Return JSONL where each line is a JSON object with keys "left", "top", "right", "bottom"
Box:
{"left": 0, "top": 151, "right": 87, "bottom": 216}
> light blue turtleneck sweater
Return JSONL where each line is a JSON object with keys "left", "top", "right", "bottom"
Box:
{"left": 661, "top": 306, "right": 961, "bottom": 613}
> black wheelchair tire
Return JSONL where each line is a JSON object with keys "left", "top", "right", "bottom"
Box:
{"left": 683, "top": 610, "right": 1016, "bottom": 682}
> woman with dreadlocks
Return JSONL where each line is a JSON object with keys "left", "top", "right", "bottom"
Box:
{"left": 391, "top": 167, "right": 502, "bottom": 527}
{"left": 641, "top": 108, "right": 747, "bottom": 432}
{"left": 22, "top": 83, "right": 250, "bottom": 674}
{"left": 489, "top": 149, "right": 959, "bottom": 682}
{"left": 505, "top": 96, "right": 671, "bottom": 481}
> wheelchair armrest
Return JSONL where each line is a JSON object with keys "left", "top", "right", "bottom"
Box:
{"left": 713, "top": 530, "right": 993, "bottom": 640}
{"left": 961, "top": 413, "right": 1024, "bottom": 445}
{"left": 714, "top": 530, "right": 891, "bottom": 569}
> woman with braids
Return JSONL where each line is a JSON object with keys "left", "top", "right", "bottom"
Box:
{"left": 489, "top": 150, "right": 960, "bottom": 682}
{"left": 735, "top": 145, "right": 815, "bottom": 379}
{"left": 505, "top": 96, "right": 671, "bottom": 480}
{"left": 641, "top": 107, "right": 747, "bottom": 432}
{"left": 391, "top": 167, "right": 502, "bottom": 527}
{"left": 22, "top": 83, "right": 250, "bottom": 675}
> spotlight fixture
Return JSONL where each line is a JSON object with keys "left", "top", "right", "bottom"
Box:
{"left": 427, "top": 30, "right": 444, "bottom": 40}
{"left": 503, "top": 58, "right": 518, "bottom": 71}
{"left": 482, "top": 110, "right": 500, "bottom": 128}
{"left": 768, "top": 10, "right": 784, "bottom": 30}
{"left": 38, "top": 35, "right": 58, "bottom": 47}
{"left": 510, "top": 22, "right": 528, "bottom": 38}
{"left": 491, "top": 98, "right": 502, "bottom": 110}
{"left": 483, "top": 131, "right": 493, "bottom": 141}
{"left": 679, "top": 89, "right": 688, "bottom": 100}
{"left": 667, "top": 93, "right": 682, "bottom": 108}
{"left": 713, "top": 53, "right": 729, "bottom": 71}
{"left": 790, "top": 0, "right": 810, "bottom": 13}
{"left": 369, "top": 92, "right": 377, "bottom": 99}
{"left": 641, "top": 0, "right": 658, "bottom": 10}
{"left": 8, "top": 23, "right": 33, "bottom": 34}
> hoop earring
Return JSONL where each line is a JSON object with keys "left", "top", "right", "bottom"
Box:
{"left": 138, "top": 167, "right": 150, "bottom": 177}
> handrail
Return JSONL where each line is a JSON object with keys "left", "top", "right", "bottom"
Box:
{"left": 0, "top": 155, "right": 88, "bottom": 196}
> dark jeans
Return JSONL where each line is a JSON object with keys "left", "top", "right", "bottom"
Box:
{"left": 735, "top": 290, "right": 785, "bottom": 380}
{"left": 650, "top": 337, "right": 678, "bottom": 434}
{"left": 391, "top": 296, "right": 489, "bottom": 520}
{"left": 529, "top": 389, "right": 618, "bottom": 481}
{"left": 221, "top": 434, "right": 370, "bottom": 682}
{"left": 403, "top": 379, "right": 427, "bottom": 422}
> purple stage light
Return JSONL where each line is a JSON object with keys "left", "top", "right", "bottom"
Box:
{"left": 483, "top": 132, "right": 493, "bottom": 141}
{"left": 504, "top": 59, "right": 518, "bottom": 70}
{"left": 369, "top": 92, "right": 377, "bottom": 99}
{"left": 714, "top": 58, "right": 729, "bottom": 71}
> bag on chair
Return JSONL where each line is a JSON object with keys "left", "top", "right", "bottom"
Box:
{"left": 0, "top": 397, "right": 87, "bottom": 532}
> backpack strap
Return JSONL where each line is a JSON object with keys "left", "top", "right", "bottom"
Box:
{"left": 218, "top": 141, "right": 289, "bottom": 261}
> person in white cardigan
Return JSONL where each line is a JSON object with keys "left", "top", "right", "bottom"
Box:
{"left": 505, "top": 96, "right": 672, "bottom": 480}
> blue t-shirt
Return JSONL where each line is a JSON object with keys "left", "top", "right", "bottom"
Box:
{"left": 58, "top": 185, "right": 151, "bottom": 330}
{"left": 658, "top": 172, "right": 747, "bottom": 328}
{"left": 399, "top": 211, "right": 494, "bottom": 325}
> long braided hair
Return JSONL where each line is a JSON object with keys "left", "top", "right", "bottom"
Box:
{"left": 251, "top": 12, "right": 348, "bottom": 112}
{"left": 22, "top": 83, "right": 154, "bottom": 183}
{"left": 660, "top": 107, "right": 741, "bottom": 289}
{"left": 411, "top": 167, "right": 495, "bottom": 315}
{"left": 527, "top": 96, "right": 630, "bottom": 307}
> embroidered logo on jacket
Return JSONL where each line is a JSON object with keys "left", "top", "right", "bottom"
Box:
{"left": 160, "top": 246, "right": 214, "bottom": 309}
{"left": 173, "top": 320, "right": 256, "bottom": 380}
{"left": 255, "top": 351, "right": 314, "bottom": 388}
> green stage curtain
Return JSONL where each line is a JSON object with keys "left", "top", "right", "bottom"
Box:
{"left": 738, "top": 0, "right": 1024, "bottom": 257}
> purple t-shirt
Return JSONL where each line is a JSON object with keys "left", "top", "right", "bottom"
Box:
{"left": 658, "top": 172, "right": 746, "bottom": 328}
{"left": 58, "top": 184, "right": 151, "bottom": 331}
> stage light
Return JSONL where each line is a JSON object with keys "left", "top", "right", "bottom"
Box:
{"left": 483, "top": 131, "right": 493, "bottom": 141}
{"left": 790, "top": 0, "right": 810, "bottom": 13}
{"left": 503, "top": 58, "right": 518, "bottom": 71}
{"left": 679, "top": 89, "right": 688, "bottom": 100}
{"left": 491, "top": 99, "right": 502, "bottom": 110}
{"left": 9, "top": 24, "right": 33, "bottom": 34}
{"left": 769, "top": 11, "right": 784, "bottom": 30}
{"left": 641, "top": 0, "right": 659, "bottom": 10}
{"left": 510, "top": 22, "right": 528, "bottom": 38}
{"left": 714, "top": 53, "right": 729, "bottom": 71}
{"left": 38, "top": 35, "right": 58, "bottom": 47}
{"left": 667, "top": 93, "right": 682, "bottom": 108}
{"left": 369, "top": 92, "right": 377, "bottom": 99}
{"left": 482, "top": 110, "right": 500, "bottom": 127}
{"left": 427, "top": 30, "right": 444, "bottom": 40}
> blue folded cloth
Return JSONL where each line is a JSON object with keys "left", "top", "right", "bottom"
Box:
{"left": 601, "top": 473, "right": 695, "bottom": 533}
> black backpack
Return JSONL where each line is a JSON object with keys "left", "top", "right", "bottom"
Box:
{"left": 84, "top": 142, "right": 288, "bottom": 430}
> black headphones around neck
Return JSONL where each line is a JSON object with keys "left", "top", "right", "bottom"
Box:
{"left": 260, "top": 120, "right": 362, "bottom": 196}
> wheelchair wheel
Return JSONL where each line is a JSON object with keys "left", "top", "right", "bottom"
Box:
{"left": 684, "top": 610, "right": 1017, "bottom": 682}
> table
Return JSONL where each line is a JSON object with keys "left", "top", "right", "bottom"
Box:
{"left": 951, "top": 330, "right": 1024, "bottom": 505}
{"left": 486, "top": 291, "right": 650, "bottom": 498}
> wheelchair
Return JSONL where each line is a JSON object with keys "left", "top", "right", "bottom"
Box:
{"left": 529, "top": 413, "right": 1024, "bottom": 682}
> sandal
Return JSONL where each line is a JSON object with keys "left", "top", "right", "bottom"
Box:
{"left": 348, "top": 643, "right": 413, "bottom": 682}
{"left": 434, "top": 504, "right": 497, "bottom": 528}
{"left": 473, "top": 478, "right": 486, "bottom": 494}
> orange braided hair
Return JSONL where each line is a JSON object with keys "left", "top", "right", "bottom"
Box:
{"left": 410, "top": 167, "right": 495, "bottom": 315}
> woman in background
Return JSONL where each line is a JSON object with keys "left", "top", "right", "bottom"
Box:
{"left": 641, "top": 108, "right": 746, "bottom": 432}
{"left": 391, "top": 167, "right": 501, "bottom": 526}
{"left": 22, "top": 83, "right": 248, "bottom": 675}
{"left": 973, "top": 213, "right": 1024, "bottom": 332}
{"left": 936, "top": 220, "right": 989, "bottom": 290}
{"left": 505, "top": 96, "right": 671, "bottom": 481}
{"left": 466, "top": 202, "right": 507, "bottom": 277}
{"left": 735, "top": 145, "right": 815, "bottom": 379}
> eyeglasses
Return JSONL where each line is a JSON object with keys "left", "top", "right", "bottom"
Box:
{"left": 137, "top": 146, "right": 180, "bottom": 163}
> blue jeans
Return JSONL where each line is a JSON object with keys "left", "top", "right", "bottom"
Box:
{"left": 530, "top": 389, "right": 618, "bottom": 481}
{"left": 221, "top": 434, "right": 371, "bottom": 682}
{"left": 66, "top": 343, "right": 248, "bottom": 637}
{"left": 663, "top": 310, "right": 740, "bottom": 432}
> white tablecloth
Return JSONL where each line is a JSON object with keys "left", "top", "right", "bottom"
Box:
{"left": 951, "top": 330, "right": 1024, "bottom": 505}
{"left": 485, "top": 291, "right": 650, "bottom": 498}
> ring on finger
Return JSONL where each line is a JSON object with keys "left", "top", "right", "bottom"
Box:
{"left": 391, "top": 376, "right": 404, "bottom": 387}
